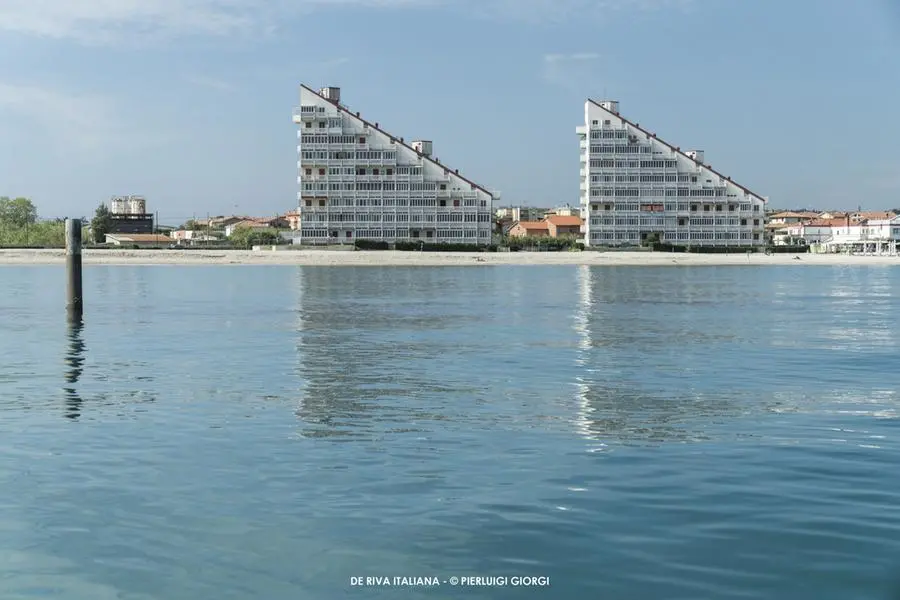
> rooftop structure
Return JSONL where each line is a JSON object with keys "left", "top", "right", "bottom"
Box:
{"left": 107, "top": 195, "right": 153, "bottom": 234}
{"left": 293, "top": 85, "right": 495, "bottom": 245}
{"left": 577, "top": 99, "right": 768, "bottom": 247}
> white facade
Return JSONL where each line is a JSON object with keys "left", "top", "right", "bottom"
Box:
{"left": 225, "top": 222, "right": 270, "bottom": 237}
{"left": 830, "top": 216, "right": 900, "bottom": 244}
{"left": 578, "top": 100, "right": 767, "bottom": 247}
{"left": 293, "top": 85, "right": 494, "bottom": 245}
{"left": 795, "top": 223, "right": 834, "bottom": 244}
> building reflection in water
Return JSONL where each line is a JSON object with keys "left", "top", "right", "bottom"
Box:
{"left": 64, "top": 319, "right": 85, "bottom": 420}
{"left": 570, "top": 266, "right": 750, "bottom": 446}
{"left": 293, "top": 267, "right": 401, "bottom": 441}
{"left": 293, "top": 267, "right": 492, "bottom": 440}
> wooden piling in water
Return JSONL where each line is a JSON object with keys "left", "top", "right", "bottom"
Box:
{"left": 66, "top": 218, "right": 83, "bottom": 322}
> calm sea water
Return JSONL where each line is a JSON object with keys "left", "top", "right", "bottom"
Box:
{"left": 1, "top": 264, "right": 899, "bottom": 599}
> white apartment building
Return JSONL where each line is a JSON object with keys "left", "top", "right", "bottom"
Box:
{"left": 577, "top": 100, "right": 768, "bottom": 247}
{"left": 293, "top": 85, "right": 495, "bottom": 245}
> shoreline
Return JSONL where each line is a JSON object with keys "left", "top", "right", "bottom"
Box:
{"left": 1, "top": 248, "right": 899, "bottom": 266}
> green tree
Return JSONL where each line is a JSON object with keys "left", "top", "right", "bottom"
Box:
{"left": 90, "top": 203, "right": 113, "bottom": 243}
{"left": 0, "top": 197, "right": 38, "bottom": 227}
{"left": 229, "top": 226, "right": 282, "bottom": 249}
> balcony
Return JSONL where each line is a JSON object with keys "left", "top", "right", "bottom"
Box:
{"left": 292, "top": 107, "right": 319, "bottom": 122}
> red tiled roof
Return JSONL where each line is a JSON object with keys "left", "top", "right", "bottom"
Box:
{"left": 769, "top": 211, "right": 819, "bottom": 218}
{"left": 546, "top": 215, "right": 583, "bottom": 226}
{"left": 853, "top": 211, "right": 895, "bottom": 220}
{"left": 301, "top": 84, "right": 492, "bottom": 197}
{"left": 588, "top": 99, "right": 765, "bottom": 202}
{"left": 517, "top": 221, "right": 550, "bottom": 230}
{"left": 803, "top": 218, "right": 847, "bottom": 227}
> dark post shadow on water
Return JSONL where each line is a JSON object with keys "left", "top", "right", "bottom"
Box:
{"left": 63, "top": 318, "right": 85, "bottom": 420}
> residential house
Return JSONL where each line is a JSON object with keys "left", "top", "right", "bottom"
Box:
{"left": 225, "top": 220, "right": 271, "bottom": 237}
{"left": 507, "top": 221, "right": 551, "bottom": 238}
{"left": 496, "top": 207, "right": 547, "bottom": 221}
{"left": 813, "top": 214, "right": 900, "bottom": 254}
{"left": 508, "top": 215, "right": 584, "bottom": 239}
{"left": 546, "top": 215, "right": 583, "bottom": 237}
{"left": 546, "top": 205, "right": 579, "bottom": 218}
{"left": 169, "top": 230, "right": 222, "bottom": 245}
{"left": 849, "top": 211, "right": 896, "bottom": 224}
{"left": 766, "top": 211, "right": 819, "bottom": 225}
{"left": 284, "top": 210, "right": 301, "bottom": 231}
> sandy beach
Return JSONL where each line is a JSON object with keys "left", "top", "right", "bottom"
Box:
{"left": 1, "top": 248, "right": 899, "bottom": 266}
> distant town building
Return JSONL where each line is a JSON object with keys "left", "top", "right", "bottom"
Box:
{"left": 108, "top": 195, "right": 154, "bottom": 234}
{"left": 546, "top": 205, "right": 579, "bottom": 217}
{"left": 766, "top": 211, "right": 819, "bottom": 225}
{"left": 577, "top": 99, "right": 767, "bottom": 247}
{"left": 495, "top": 207, "right": 548, "bottom": 222}
{"left": 293, "top": 85, "right": 496, "bottom": 245}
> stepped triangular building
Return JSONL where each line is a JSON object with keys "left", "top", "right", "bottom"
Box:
{"left": 293, "top": 85, "right": 496, "bottom": 245}
{"left": 577, "top": 99, "right": 767, "bottom": 247}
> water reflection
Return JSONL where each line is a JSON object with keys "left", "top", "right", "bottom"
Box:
{"left": 293, "top": 268, "right": 435, "bottom": 440}
{"left": 63, "top": 319, "right": 85, "bottom": 420}
{"left": 292, "top": 268, "right": 508, "bottom": 440}
{"left": 571, "top": 266, "right": 760, "bottom": 445}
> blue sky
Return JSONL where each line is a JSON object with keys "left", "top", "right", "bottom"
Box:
{"left": 0, "top": 0, "right": 898, "bottom": 224}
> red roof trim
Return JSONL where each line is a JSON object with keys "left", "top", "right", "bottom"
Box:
{"left": 300, "top": 84, "right": 492, "bottom": 197}
{"left": 587, "top": 99, "right": 765, "bottom": 202}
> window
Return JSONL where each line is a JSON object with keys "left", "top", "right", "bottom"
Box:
{"left": 440, "top": 184, "right": 446, "bottom": 190}
{"left": 439, "top": 200, "right": 446, "bottom": 207}
{"left": 319, "top": 200, "right": 326, "bottom": 207}
{"left": 305, "top": 122, "right": 311, "bottom": 129}
{"left": 387, "top": 169, "right": 393, "bottom": 175}
{"left": 305, "top": 200, "right": 312, "bottom": 207}
{"left": 318, "top": 122, "right": 325, "bottom": 128}
{"left": 373, "top": 169, "right": 379, "bottom": 175}
{"left": 358, "top": 137, "right": 365, "bottom": 144}
{"left": 453, "top": 199, "right": 460, "bottom": 207}
{"left": 305, "top": 168, "right": 312, "bottom": 176}
{"left": 357, "top": 168, "right": 365, "bottom": 175}
{"left": 346, "top": 231, "right": 352, "bottom": 238}
{"left": 319, "top": 169, "right": 325, "bottom": 176}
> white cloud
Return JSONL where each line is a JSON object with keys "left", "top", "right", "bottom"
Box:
{"left": 0, "top": 82, "right": 178, "bottom": 157}
{"left": 0, "top": 0, "right": 696, "bottom": 43}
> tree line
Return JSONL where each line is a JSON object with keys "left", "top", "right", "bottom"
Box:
{"left": 0, "top": 197, "right": 67, "bottom": 247}
{"left": 0, "top": 197, "right": 116, "bottom": 247}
